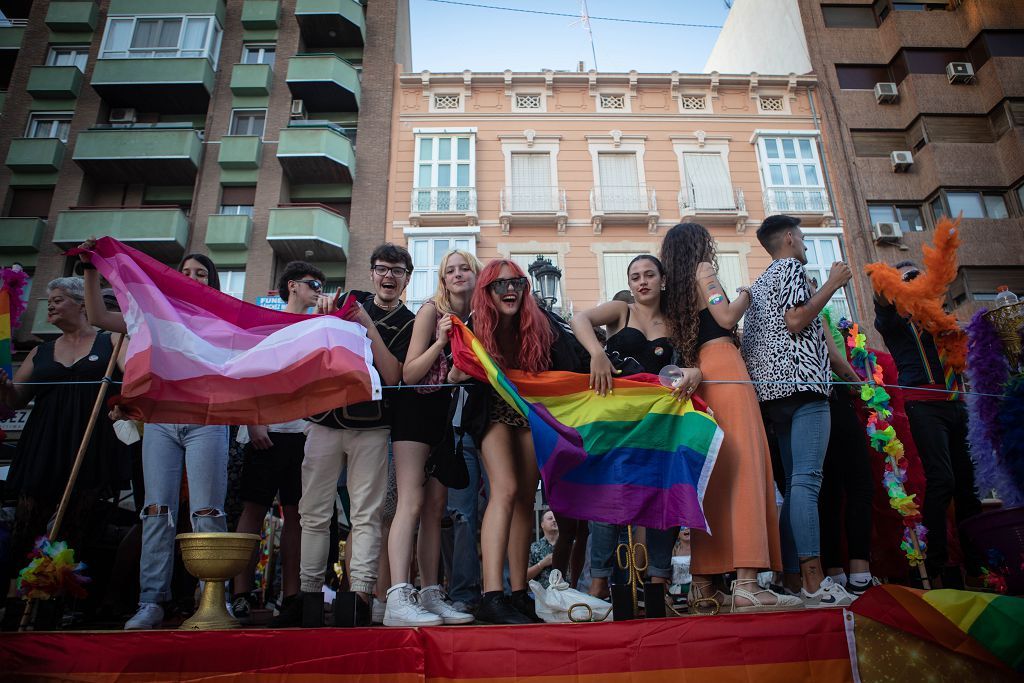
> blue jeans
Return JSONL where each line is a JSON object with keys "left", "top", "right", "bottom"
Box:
{"left": 139, "top": 423, "right": 229, "bottom": 604}
{"left": 765, "top": 396, "right": 831, "bottom": 574}
{"left": 445, "top": 436, "right": 481, "bottom": 605}
{"left": 589, "top": 523, "right": 676, "bottom": 580}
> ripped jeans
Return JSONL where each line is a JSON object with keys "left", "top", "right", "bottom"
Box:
{"left": 139, "top": 423, "right": 229, "bottom": 604}
{"left": 764, "top": 396, "right": 830, "bottom": 574}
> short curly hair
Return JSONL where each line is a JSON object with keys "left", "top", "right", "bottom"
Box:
{"left": 277, "top": 261, "right": 327, "bottom": 302}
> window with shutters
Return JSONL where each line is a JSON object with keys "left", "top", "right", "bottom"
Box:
{"left": 851, "top": 130, "right": 909, "bottom": 157}
{"left": 47, "top": 46, "right": 89, "bottom": 72}
{"left": 755, "top": 136, "right": 829, "bottom": 213}
{"left": 921, "top": 115, "right": 996, "bottom": 144}
{"left": 601, "top": 252, "right": 644, "bottom": 303}
{"left": 596, "top": 152, "right": 646, "bottom": 212}
{"left": 681, "top": 152, "right": 736, "bottom": 211}
{"left": 508, "top": 152, "right": 555, "bottom": 211}
{"left": 408, "top": 235, "right": 476, "bottom": 311}
{"left": 868, "top": 204, "right": 924, "bottom": 232}
{"left": 822, "top": 5, "right": 878, "bottom": 28}
{"left": 413, "top": 133, "right": 475, "bottom": 213}
{"left": 512, "top": 253, "right": 562, "bottom": 309}
{"left": 836, "top": 64, "right": 893, "bottom": 90}
{"left": 714, "top": 252, "right": 745, "bottom": 305}
{"left": 220, "top": 270, "right": 246, "bottom": 300}
{"left": 25, "top": 113, "right": 72, "bottom": 142}
{"left": 597, "top": 93, "right": 628, "bottom": 112}
{"left": 229, "top": 109, "right": 266, "bottom": 137}
{"left": 949, "top": 266, "right": 1024, "bottom": 307}
{"left": 99, "top": 14, "right": 222, "bottom": 65}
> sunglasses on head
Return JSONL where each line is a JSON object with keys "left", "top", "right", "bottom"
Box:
{"left": 489, "top": 277, "right": 529, "bottom": 294}
{"left": 292, "top": 279, "right": 323, "bottom": 292}
{"left": 901, "top": 270, "right": 921, "bottom": 283}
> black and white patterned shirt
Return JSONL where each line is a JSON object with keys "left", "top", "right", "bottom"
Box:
{"left": 741, "top": 258, "right": 830, "bottom": 403}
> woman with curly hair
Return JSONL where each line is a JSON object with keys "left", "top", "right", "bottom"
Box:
{"left": 661, "top": 222, "right": 801, "bottom": 613}
{"left": 449, "top": 259, "right": 574, "bottom": 624}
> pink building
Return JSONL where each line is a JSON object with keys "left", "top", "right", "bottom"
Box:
{"left": 386, "top": 69, "right": 853, "bottom": 318}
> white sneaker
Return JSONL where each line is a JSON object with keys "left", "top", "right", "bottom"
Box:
{"left": 371, "top": 596, "right": 386, "bottom": 625}
{"left": 124, "top": 602, "right": 164, "bottom": 630}
{"left": 419, "top": 585, "right": 474, "bottom": 625}
{"left": 383, "top": 583, "right": 443, "bottom": 627}
{"left": 847, "top": 576, "right": 881, "bottom": 598}
{"left": 801, "top": 576, "right": 854, "bottom": 609}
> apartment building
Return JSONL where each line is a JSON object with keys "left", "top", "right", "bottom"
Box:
{"left": 386, "top": 69, "right": 855, "bottom": 318}
{"left": 709, "top": 0, "right": 1024, "bottom": 318}
{"left": 0, "top": 0, "right": 411, "bottom": 342}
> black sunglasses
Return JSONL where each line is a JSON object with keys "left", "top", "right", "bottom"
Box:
{"left": 292, "top": 279, "right": 323, "bottom": 292}
{"left": 489, "top": 277, "right": 529, "bottom": 294}
{"left": 901, "top": 270, "right": 921, "bottom": 283}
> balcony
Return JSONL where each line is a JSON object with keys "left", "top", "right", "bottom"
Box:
{"left": 286, "top": 54, "right": 360, "bottom": 112}
{"left": 53, "top": 206, "right": 190, "bottom": 261}
{"left": 498, "top": 186, "right": 568, "bottom": 234}
{"left": 0, "top": 217, "right": 45, "bottom": 253}
{"left": 241, "top": 0, "right": 280, "bottom": 29}
{"left": 589, "top": 185, "right": 659, "bottom": 233}
{"left": 277, "top": 122, "right": 355, "bottom": 184}
{"left": 762, "top": 188, "right": 833, "bottom": 225}
{"left": 206, "top": 214, "right": 253, "bottom": 250}
{"left": 45, "top": 1, "right": 99, "bottom": 32}
{"left": 5, "top": 138, "right": 66, "bottom": 173}
{"left": 409, "top": 187, "right": 478, "bottom": 227}
{"left": 295, "top": 0, "right": 365, "bottom": 48}
{"left": 230, "top": 63, "right": 272, "bottom": 96}
{"left": 267, "top": 204, "right": 349, "bottom": 261}
{"left": 91, "top": 58, "right": 216, "bottom": 114}
{"left": 218, "top": 135, "right": 262, "bottom": 169}
{"left": 26, "top": 65, "right": 84, "bottom": 99}
{"left": 0, "top": 21, "right": 25, "bottom": 50}
{"left": 679, "top": 185, "right": 748, "bottom": 231}
{"left": 73, "top": 126, "right": 203, "bottom": 184}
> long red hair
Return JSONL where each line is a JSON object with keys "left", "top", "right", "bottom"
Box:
{"left": 471, "top": 259, "right": 554, "bottom": 373}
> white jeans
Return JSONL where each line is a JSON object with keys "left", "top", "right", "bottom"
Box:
{"left": 298, "top": 423, "right": 389, "bottom": 595}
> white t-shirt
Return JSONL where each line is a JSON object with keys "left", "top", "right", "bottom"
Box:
{"left": 236, "top": 419, "right": 308, "bottom": 444}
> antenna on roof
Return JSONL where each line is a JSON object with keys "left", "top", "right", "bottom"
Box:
{"left": 569, "top": 0, "right": 599, "bottom": 71}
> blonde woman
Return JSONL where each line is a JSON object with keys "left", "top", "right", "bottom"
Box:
{"left": 383, "top": 249, "right": 481, "bottom": 626}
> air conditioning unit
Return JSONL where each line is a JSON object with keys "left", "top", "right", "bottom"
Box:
{"left": 109, "top": 107, "right": 137, "bottom": 125}
{"left": 289, "top": 99, "right": 307, "bottom": 120}
{"left": 891, "top": 150, "right": 913, "bottom": 172}
{"left": 872, "top": 222, "right": 904, "bottom": 243}
{"left": 946, "top": 61, "right": 975, "bottom": 84}
{"left": 874, "top": 82, "right": 899, "bottom": 104}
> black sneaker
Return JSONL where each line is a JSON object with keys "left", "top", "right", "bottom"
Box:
{"left": 509, "top": 590, "right": 541, "bottom": 623}
{"left": 475, "top": 592, "right": 532, "bottom": 625}
{"left": 270, "top": 593, "right": 302, "bottom": 628}
{"left": 847, "top": 577, "right": 881, "bottom": 597}
{"left": 231, "top": 593, "right": 254, "bottom": 625}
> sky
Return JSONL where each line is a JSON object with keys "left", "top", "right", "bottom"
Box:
{"left": 409, "top": 0, "right": 732, "bottom": 74}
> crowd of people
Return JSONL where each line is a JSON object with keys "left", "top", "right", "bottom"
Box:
{"left": 0, "top": 214, "right": 983, "bottom": 629}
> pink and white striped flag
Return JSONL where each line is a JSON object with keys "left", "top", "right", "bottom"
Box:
{"left": 76, "top": 237, "right": 380, "bottom": 425}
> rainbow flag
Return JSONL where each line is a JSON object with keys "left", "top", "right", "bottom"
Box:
{"left": 449, "top": 317, "right": 721, "bottom": 530}
{"left": 76, "top": 237, "right": 380, "bottom": 425}
{"left": 0, "top": 287, "right": 11, "bottom": 380}
{"left": 852, "top": 584, "right": 1024, "bottom": 673}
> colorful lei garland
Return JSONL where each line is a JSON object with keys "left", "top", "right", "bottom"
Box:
{"left": 16, "top": 537, "right": 90, "bottom": 601}
{"left": 842, "top": 320, "right": 929, "bottom": 566}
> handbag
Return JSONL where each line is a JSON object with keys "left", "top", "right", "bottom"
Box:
{"left": 415, "top": 305, "right": 449, "bottom": 394}
{"left": 529, "top": 570, "right": 613, "bottom": 623}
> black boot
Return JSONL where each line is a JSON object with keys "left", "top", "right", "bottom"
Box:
{"left": 475, "top": 591, "right": 532, "bottom": 625}
{"left": 269, "top": 593, "right": 303, "bottom": 628}
{"left": 510, "top": 589, "right": 541, "bottom": 622}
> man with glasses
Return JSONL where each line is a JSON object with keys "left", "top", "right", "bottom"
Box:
{"left": 873, "top": 260, "right": 982, "bottom": 588}
{"left": 291, "top": 244, "right": 416, "bottom": 627}
{"left": 231, "top": 261, "right": 328, "bottom": 625}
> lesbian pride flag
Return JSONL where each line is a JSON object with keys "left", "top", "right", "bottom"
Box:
{"left": 449, "top": 317, "right": 721, "bottom": 530}
{"left": 79, "top": 237, "right": 380, "bottom": 425}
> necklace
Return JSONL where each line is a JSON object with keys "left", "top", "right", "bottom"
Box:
{"left": 373, "top": 297, "right": 396, "bottom": 311}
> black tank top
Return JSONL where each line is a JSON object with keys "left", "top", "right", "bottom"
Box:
{"left": 696, "top": 308, "right": 732, "bottom": 346}
{"left": 604, "top": 306, "right": 673, "bottom": 374}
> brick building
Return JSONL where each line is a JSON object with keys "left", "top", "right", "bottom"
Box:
{"left": 0, "top": 0, "right": 411, "bottom": 342}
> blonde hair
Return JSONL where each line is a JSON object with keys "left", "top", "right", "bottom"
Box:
{"left": 430, "top": 249, "right": 481, "bottom": 316}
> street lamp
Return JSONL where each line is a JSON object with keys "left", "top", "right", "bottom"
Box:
{"left": 528, "top": 255, "right": 562, "bottom": 311}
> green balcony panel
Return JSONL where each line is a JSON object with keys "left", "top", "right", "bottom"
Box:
{"left": 26, "top": 65, "right": 84, "bottom": 99}
{"left": 5, "top": 138, "right": 67, "bottom": 173}
{"left": 73, "top": 127, "right": 203, "bottom": 184}
{"left": 0, "top": 25, "right": 25, "bottom": 49}
{"left": 0, "top": 218, "right": 46, "bottom": 253}
{"left": 286, "top": 54, "right": 360, "bottom": 112}
{"left": 108, "top": 0, "right": 226, "bottom": 26}
{"left": 267, "top": 206, "right": 349, "bottom": 261}
{"left": 218, "top": 135, "right": 262, "bottom": 169}
{"left": 242, "top": 0, "right": 280, "bottom": 29}
{"left": 91, "top": 58, "right": 215, "bottom": 114}
{"left": 230, "top": 63, "right": 272, "bottom": 96}
{"left": 206, "top": 214, "right": 253, "bottom": 250}
{"left": 45, "top": 2, "right": 100, "bottom": 32}
{"left": 277, "top": 125, "right": 355, "bottom": 184}
{"left": 295, "top": 0, "right": 365, "bottom": 47}
{"left": 54, "top": 207, "right": 190, "bottom": 261}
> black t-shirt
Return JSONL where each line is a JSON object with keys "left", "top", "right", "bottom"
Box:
{"left": 308, "top": 290, "right": 415, "bottom": 430}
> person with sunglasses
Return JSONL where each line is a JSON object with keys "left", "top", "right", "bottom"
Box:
{"left": 448, "top": 260, "right": 585, "bottom": 624}
{"left": 231, "top": 261, "right": 329, "bottom": 625}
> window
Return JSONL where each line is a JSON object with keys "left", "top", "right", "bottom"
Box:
{"left": 868, "top": 204, "right": 925, "bottom": 232}
{"left": 220, "top": 270, "right": 246, "bottom": 300}
{"left": 229, "top": 109, "right": 266, "bottom": 137}
{"left": 681, "top": 153, "right": 735, "bottom": 210}
{"left": 508, "top": 152, "right": 554, "bottom": 211}
{"left": 715, "top": 252, "right": 745, "bottom": 303}
{"left": 99, "top": 15, "right": 223, "bottom": 65}
{"left": 680, "top": 94, "right": 707, "bottom": 111}
{"left": 47, "top": 46, "right": 89, "bottom": 72}
{"left": 821, "top": 5, "right": 878, "bottom": 28}
{"left": 407, "top": 235, "right": 475, "bottom": 310}
{"left": 836, "top": 64, "right": 892, "bottom": 90}
{"left": 596, "top": 152, "right": 645, "bottom": 211}
{"left": 413, "top": 134, "right": 475, "bottom": 212}
{"left": 802, "top": 234, "right": 850, "bottom": 320}
{"left": 598, "top": 93, "right": 627, "bottom": 111}
{"left": 601, "top": 252, "right": 644, "bottom": 302}
{"left": 514, "top": 93, "right": 542, "bottom": 110}
{"left": 949, "top": 267, "right": 1024, "bottom": 306}
{"left": 512, "top": 253, "right": 562, "bottom": 309}
{"left": 432, "top": 94, "right": 460, "bottom": 111}
{"left": 242, "top": 44, "right": 275, "bottom": 67}
{"left": 6, "top": 188, "right": 54, "bottom": 219}
{"left": 851, "top": 130, "right": 908, "bottom": 157}
{"left": 1017, "top": 184, "right": 1024, "bottom": 214}
{"left": 219, "top": 204, "right": 254, "bottom": 217}
{"left": 756, "top": 136, "right": 828, "bottom": 212}
{"left": 932, "top": 190, "right": 1009, "bottom": 220}
{"left": 25, "top": 113, "right": 72, "bottom": 142}
{"left": 893, "top": 2, "right": 951, "bottom": 10}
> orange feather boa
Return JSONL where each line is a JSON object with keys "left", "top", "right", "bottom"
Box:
{"left": 864, "top": 216, "right": 967, "bottom": 371}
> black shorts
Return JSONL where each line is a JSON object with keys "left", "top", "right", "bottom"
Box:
{"left": 390, "top": 388, "right": 453, "bottom": 445}
{"left": 239, "top": 432, "right": 306, "bottom": 507}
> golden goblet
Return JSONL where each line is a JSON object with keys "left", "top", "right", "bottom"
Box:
{"left": 176, "top": 532, "right": 260, "bottom": 630}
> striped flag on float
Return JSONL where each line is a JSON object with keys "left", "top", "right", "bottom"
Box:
{"left": 77, "top": 237, "right": 380, "bottom": 425}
